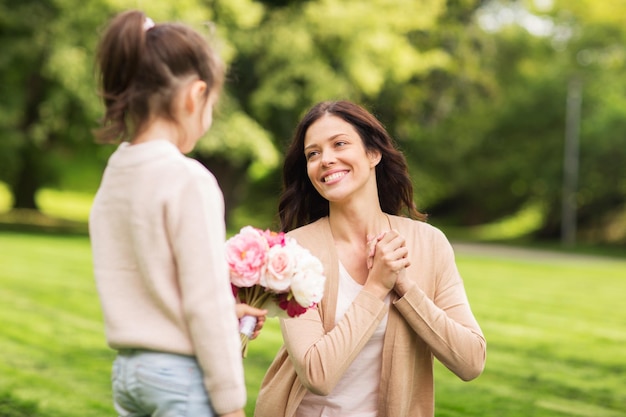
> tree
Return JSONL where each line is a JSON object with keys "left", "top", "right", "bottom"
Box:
{"left": 5, "top": 0, "right": 623, "bottom": 243}
{"left": 0, "top": 0, "right": 107, "bottom": 208}
{"left": 386, "top": 0, "right": 626, "bottom": 244}
{"left": 451, "top": 0, "right": 626, "bottom": 243}
{"left": 222, "top": 0, "right": 491, "bottom": 225}
{"left": 0, "top": 0, "right": 277, "bottom": 224}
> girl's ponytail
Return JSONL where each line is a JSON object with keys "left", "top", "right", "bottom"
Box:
{"left": 95, "top": 9, "right": 223, "bottom": 144}
{"left": 96, "top": 10, "right": 148, "bottom": 143}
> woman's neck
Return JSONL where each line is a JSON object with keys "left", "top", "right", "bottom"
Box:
{"left": 328, "top": 203, "right": 390, "bottom": 246}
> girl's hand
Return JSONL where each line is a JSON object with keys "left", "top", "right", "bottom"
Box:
{"left": 235, "top": 304, "right": 267, "bottom": 340}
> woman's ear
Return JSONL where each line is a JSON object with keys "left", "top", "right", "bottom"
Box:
{"left": 368, "top": 149, "right": 382, "bottom": 167}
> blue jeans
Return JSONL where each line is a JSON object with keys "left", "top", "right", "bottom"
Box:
{"left": 111, "top": 349, "right": 216, "bottom": 417}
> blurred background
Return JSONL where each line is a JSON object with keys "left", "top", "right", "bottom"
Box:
{"left": 1, "top": 1, "right": 626, "bottom": 416}
{"left": 1, "top": 0, "right": 625, "bottom": 248}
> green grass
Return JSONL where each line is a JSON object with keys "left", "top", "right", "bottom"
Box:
{"left": 434, "top": 252, "right": 626, "bottom": 416}
{"left": 0, "top": 183, "right": 93, "bottom": 235}
{"left": 0, "top": 232, "right": 113, "bottom": 417}
{"left": 0, "top": 184, "right": 9, "bottom": 209}
{"left": 35, "top": 189, "right": 94, "bottom": 223}
{"left": 0, "top": 183, "right": 96, "bottom": 220}
{"left": 1, "top": 232, "right": 625, "bottom": 417}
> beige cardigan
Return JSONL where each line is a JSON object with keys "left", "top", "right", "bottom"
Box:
{"left": 255, "top": 216, "right": 486, "bottom": 417}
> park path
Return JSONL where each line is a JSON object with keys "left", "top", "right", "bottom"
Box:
{"left": 451, "top": 241, "right": 626, "bottom": 265}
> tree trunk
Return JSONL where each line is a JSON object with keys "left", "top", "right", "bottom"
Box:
{"left": 11, "top": 144, "right": 40, "bottom": 209}
{"left": 11, "top": 67, "right": 48, "bottom": 210}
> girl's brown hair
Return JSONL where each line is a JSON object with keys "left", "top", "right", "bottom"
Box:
{"left": 278, "top": 100, "right": 427, "bottom": 232}
{"left": 95, "top": 10, "right": 224, "bottom": 143}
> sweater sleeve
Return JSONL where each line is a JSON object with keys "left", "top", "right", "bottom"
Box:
{"left": 165, "top": 167, "right": 246, "bottom": 414}
{"left": 393, "top": 226, "right": 486, "bottom": 381}
{"left": 281, "top": 290, "right": 387, "bottom": 396}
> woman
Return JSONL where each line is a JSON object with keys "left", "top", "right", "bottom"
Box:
{"left": 255, "top": 100, "right": 486, "bottom": 417}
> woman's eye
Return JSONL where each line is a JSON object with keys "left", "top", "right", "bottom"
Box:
{"left": 306, "top": 151, "right": 319, "bottom": 160}
{"left": 335, "top": 141, "right": 347, "bottom": 147}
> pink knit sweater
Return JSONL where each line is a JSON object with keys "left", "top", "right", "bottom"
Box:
{"left": 89, "top": 140, "right": 246, "bottom": 414}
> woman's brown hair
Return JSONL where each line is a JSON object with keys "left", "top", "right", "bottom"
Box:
{"left": 278, "top": 100, "right": 426, "bottom": 232}
{"left": 95, "top": 9, "right": 224, "bottom": 143}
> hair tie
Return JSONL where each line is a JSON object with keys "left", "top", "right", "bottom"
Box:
{"left": 143, "top": 17, "right": 155, "bottom": 32}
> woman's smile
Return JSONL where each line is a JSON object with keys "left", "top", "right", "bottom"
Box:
{"left": 323, "top": 171, "right": 348, "bottom": 183}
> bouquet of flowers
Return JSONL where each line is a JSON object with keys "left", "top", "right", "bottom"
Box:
{"left": 226, "top": 226, "right": 326, "bottom": 357}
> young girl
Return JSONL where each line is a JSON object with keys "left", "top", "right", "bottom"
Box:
{"left": 255, "top": 101, "right": 486, "bottom": 417}
{"left": 89, "top": 10, "right": 264, "bottom": 417}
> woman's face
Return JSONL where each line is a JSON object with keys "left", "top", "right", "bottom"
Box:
{"left": 303, "top": 114, "right": 381, "bottom": 204}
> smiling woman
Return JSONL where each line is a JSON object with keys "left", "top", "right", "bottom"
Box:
{"left": 255, "top": 100, "right": 486, "bottom": 417}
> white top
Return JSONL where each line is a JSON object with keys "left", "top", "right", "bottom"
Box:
{"left": 296, "top": 262, "right": 389, "bottom": 417}
{"left": 89, "top": 140, "right": 246, "bottom": 414}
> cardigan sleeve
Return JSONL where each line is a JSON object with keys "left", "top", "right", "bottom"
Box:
{"left": 281, "top": 290, "right": 387, "bottom": 396}
{"left": 393, "top": 226, "right": 486, "bottom": 381}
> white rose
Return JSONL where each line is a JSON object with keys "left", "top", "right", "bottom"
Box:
{"left": 291, "top": 249, "right": 325, "bottom": 307}
{"left": 297, "top": 251, "right": 324, "bottom": 275}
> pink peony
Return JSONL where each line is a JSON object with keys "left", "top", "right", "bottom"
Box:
{"left": 262, "top": 229, "right": 286, "bottom": 248}
{"left": 225, "top": 226, "right": 268, "bottom": 287}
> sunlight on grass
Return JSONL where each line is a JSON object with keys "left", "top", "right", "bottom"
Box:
{"left": 1, "top": 233, "right": 625, "bottom": 417}
{"left": 0, "top": 233, "right": 113, "bottom": 417}
{"left": 1, "top": 190, "right": 625, "bottom": 417}
{"left": 434, "top": 253, "right": 626, "bottom": 416}
{"left": 0, "top": 182, "right": 12, "bottom": 212}
{"left": 0, "top": 183, "right": 93, "bottom": 223}
{"left": 471, "top": 201, "right": 545, "bottom": 241}
{"left": 37, "top": 188, "right": 94, "bottom": 222}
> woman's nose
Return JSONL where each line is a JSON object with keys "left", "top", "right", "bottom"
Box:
{"left": 321, "top": 150, "right": 336, "bottom": 166}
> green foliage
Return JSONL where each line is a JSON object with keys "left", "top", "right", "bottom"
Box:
{"left": 0, "top": 0, "right": 109, "bottom": 207}
{"left": 1, "top": 0, "right": 625, "bottom": 242}
{"left": 226, "top": 0, "right": 461, "bottom": 142}
{"left": 195, "top": 94, "right": 279, "bottom": 179}
{"left": 416, "top": 0, "right": 626, "bottom": 242}
{"left": 1, "top": 231, "right": 625, "bottom": 416}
